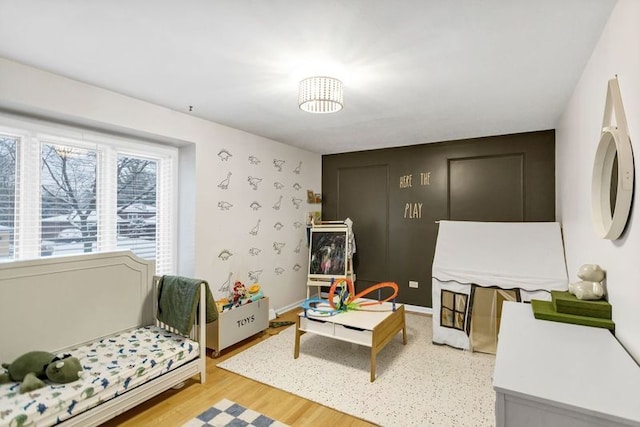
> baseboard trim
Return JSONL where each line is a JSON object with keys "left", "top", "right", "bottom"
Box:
{"left": 275, "top": 300, "right": 305, "bottom": 317}
{"left": 404, "top": 304, "right": 433, "bottom": 315}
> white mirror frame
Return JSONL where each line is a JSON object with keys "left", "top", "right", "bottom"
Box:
{"left": 591, "top": 78, "right": 634, "bottom": 240}
{"left": 591, "top": 127, "right": 633, "bottom": 239}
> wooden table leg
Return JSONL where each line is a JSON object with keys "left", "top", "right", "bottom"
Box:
{"left": 294, "top": 315, "right": 303, "bottom": 358}
{"left": 370, "top": 348, "right": 376, "bottom": 382}
{"left": 401, "top": 310, "right": 407, "bottom": 345}
{"left": 369, "top": 305, "right": 406, "bottom": 381}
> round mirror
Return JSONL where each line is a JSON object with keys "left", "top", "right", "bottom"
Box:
{"left": 591, "top": 127, "right": 634, "bottom": 239}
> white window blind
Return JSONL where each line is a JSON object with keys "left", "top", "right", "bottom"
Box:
{"left": 0, "top": 117, "right": 178, "bottom": 274}
{"left": 116, "top": 155, "right": 158, "bottom": 261}
{"left": 0, "top": 135, "right": 17, "bottom": 261}
{"left": 155, "top": 154, "right": 176, "bottom": 275}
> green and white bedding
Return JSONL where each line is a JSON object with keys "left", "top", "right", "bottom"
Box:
{"left": 0, "top": 325, "right": 199, "bottom": 427}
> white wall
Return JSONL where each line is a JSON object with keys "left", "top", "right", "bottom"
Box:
{"left": 0, "top": 57, "right": 321, "bottom": 312}
{"left": 556, "top": 0, "right": 640, "bottom": 362}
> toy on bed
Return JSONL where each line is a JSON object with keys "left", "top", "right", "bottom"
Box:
{"left": 0, "top": 351, "right": 83, "bottom": 393}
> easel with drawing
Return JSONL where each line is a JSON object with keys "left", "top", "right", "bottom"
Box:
{"left": 306, "top": 219, "right": 355, "bottom": 298}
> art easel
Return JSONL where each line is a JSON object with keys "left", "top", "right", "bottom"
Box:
{"left": 306, "top": 219, "right": 355, "bottom": 298}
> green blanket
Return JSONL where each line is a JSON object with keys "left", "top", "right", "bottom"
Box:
{"left": 157, "top": 275, "right": 218, "bottom": 336}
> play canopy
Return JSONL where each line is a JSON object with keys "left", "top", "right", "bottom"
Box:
{"left": 431, "top": 220, "right": 569, "bottom": 352}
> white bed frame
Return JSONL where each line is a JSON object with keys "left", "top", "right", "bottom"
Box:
{"left": 0, "top": 251, "right": 206, "bottom": 426}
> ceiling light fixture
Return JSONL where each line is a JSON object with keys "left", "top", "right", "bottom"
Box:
{"left": 298, "top": 76, "right": 344, "bottom": 113}
{"left": 54, "top": 146, "right": 79, "bottom": 158}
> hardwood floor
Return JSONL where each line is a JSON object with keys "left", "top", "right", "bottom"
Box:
{"left": 100, "top": 309, "right": 375, "bottom": 427}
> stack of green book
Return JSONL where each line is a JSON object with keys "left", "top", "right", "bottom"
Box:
{"left": 531, "top": 291, "right": 614, "bottom": 332}
{"left": 551, "top": 290, "right": 612, "bottom": 319}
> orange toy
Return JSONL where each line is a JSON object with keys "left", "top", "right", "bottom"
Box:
{"left": 327, "top": 278, "right": 398, "bottom": 310}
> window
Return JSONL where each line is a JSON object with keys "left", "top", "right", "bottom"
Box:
{"left": 0, "top": 117, "right": 177, "bottom": 274}
{"left": 116, "top": 155, "right": 157, "bottom": 260}
{"left": 41, "top": 144, "right": 97, "bottom": 257}
{"left": 0, "top": 135, "right": 17, "bottom": 261}
{"left": 441, "top": 290, "right": 467, "bottom": 331}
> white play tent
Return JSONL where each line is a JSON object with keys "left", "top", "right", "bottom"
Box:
{"left": 432, "top": 220, "right": 569, "bottom": 352}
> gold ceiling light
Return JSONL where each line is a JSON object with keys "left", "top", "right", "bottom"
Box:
{"left": 298, "top": 76, "right": 344, "bottom": 113}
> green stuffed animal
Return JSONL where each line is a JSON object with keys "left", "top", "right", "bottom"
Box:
{"left": 0, "top": 351, "right": 83, "bottom": 393}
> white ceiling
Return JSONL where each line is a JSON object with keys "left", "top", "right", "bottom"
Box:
{"left": 0, "top": 0, "right": 615, "bottom": 154}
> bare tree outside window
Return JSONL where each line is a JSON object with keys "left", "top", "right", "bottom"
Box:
{"left": 39, "top": 147, "right": 159, "bottom": 258}
{"left": 116, "top": 156, "right": 157, "bottom": 259}
{"left": 117, "top": 157, "right": 157, "bottom": 211}
{"left": 41, "top": 144, "right": 97, "bottom": 255}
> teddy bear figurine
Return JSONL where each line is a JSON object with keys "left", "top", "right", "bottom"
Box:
{"left": 0, "top": 351, "right": 83, "bottom": 393}
{"left": 568, "top": 264, "right": 605, "bottom": 300}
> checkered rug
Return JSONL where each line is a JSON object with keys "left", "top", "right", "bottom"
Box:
{"left": 183, "top": 399, "right": 289, "bottom": 427}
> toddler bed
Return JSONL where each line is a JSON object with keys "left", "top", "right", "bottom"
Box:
{"left": 0, "top": 251, "right": 208, "bottom": 427}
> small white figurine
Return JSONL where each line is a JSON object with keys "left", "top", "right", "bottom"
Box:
{"left": 568, "top": 264, "right": 605, "bottom": 300}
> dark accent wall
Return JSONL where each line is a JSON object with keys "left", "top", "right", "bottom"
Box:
{"left": 322, "top": 130, "right": 556, "bottom": 308}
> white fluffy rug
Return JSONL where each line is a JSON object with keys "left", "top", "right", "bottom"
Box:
{"left": 218, "top": 314, "right": 495, "bottom": 427}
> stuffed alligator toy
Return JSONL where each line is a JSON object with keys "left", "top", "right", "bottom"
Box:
{"left": 0, "top": 351, "right": 83, "bottom": 393}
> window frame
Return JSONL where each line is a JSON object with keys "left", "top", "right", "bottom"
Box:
{"left": 0, "top": 114, "right": 178, "bottom": 274}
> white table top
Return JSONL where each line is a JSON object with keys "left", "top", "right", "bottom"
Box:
{"left": 494, "top": 302, "right": 640, "bottom": 425}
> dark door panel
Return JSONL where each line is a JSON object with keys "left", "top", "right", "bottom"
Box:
{"left": 336, "top": 164, "right": 389, "bottom": 285}
{"left": 449, "top": 154, "right": 524, "bottom": 221}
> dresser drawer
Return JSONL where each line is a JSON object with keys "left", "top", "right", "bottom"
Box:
{"left": 334, "top": 323, "right": 372, "bottom": 346}
{"left": 300, "top": 316, "right": 335, "bottom": 336}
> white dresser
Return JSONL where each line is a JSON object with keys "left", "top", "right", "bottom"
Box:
{"left": 494, "top": 302, "right": 640, "bottom": 427}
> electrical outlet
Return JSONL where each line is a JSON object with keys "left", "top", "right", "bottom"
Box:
{"left": 409, "top": 280, "right": 419, "bottom": 288}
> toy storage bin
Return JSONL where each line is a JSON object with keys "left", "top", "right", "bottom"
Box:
{"left": 206, "top": 297, "right": 269, "bottom": 356}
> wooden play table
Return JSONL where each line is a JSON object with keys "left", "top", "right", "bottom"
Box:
{"left": 294, "top": 300, "right": 406, "bottom": 382}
